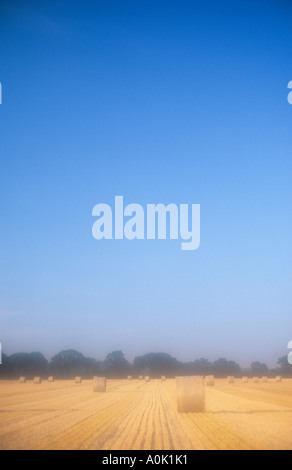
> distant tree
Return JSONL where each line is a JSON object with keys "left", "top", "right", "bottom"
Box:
{"left": 277, "top": 356, "right": 292, "bottom": 377}
{"left": 133, "top": 353, "right": 181, "bottom": 378}
{"left": 102, "top": 351, "right": 131, "bottom": 378}
{"left": 50, "top": 350, "right": 99, "bottom": 379}
{"left": 8, "top": 352, "right": 48, "bottom": 379}
{"left": 213, "top": 358, "right": 241, "bottom": 378}
{"left": 278, "top": 356, "right": 289, "bottom": 369}
{"left": 250, "top": 362, "right": 269, "bottom": 376}
{"left": 184, "top": 358, "right": 212, "bottom": 376}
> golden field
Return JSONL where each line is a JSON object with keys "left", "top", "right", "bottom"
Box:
{"left": 0, "top": 378, "right": 292, "bottom": 450}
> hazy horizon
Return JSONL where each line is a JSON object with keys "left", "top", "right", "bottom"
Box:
{"left": 1, "top": 344, "right": 288, "bottom": 370}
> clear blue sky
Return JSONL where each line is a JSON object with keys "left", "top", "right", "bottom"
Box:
{"left": 1, "top": 0, "right": 292, "bottom": 367}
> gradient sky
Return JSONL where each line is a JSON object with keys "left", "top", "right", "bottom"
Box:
{"left": 1, "top": 0, "right": 292, "bottom": 367}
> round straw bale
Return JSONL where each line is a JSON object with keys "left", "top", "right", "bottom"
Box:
{"left": 205, "top": 375, "right": 215, "bottom": 386}
{"left": 138, "top": 375, "right": 143, "bottom": 380}
{"left": 242, "top": 377, "right": 248, "bottom": 383}
{"left": 75, "top": 376, "right": 82, "bottom": 384}
{"left": 161, "top": 376, "right": 166, "bottom": 381}
{"left": 34, "top": 377, "right": 41, "bottom": 384}
{"left": 227, "top": 376, "right": 235, "bottom": 384}
{"left": 276, "top": 376, "right": 282, "bottom": 383}
{"left": 127, "top": 376, "right": 132, "bottom": 380}
{"left": 253, "top": 377, "right": 259, "bottom": 384}
{"left": 145, "top": 376, "right": 150, "bottom": 382}
{"left": 177, "top": 376, "right": 205, "bottom": 413}
{"left": 93, "top": 377, "right": 106, "bottom": 393}
{"left": 19, "top": 376, "right": 26, "bottom": 384}
{"left": 48, "top": 376, "right": 54, "bottom": 383}
{"left": 262, "top": 376, "right": 268, "bottom": 383}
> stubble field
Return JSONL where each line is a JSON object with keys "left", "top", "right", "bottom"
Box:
{"left": 0, "top": 378, "right": 292, "bottom": 450}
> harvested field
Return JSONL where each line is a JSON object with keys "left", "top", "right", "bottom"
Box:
{"left": 0, "top": 379, "right": 292, "bottom": 450}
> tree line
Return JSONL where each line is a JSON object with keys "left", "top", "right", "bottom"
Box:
{"left": 0, "top": 350, "right": 290, "bottom": 380}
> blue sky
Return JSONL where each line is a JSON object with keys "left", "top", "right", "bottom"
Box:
{"left": 0, "top": 0, "right": 292, "bottom": 366}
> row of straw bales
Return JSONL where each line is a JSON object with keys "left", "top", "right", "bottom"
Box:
{"left": 17, "top": 375, "right": 167, "bottom": 390}
{"left": 19, "top": 377, "right": 53, "bottom": 384}
{"left": 18, "top": 375, "right": 164, "bottom": 383}
{"left": 228, "top": 376, "right": 282, "bottom": 384}
{"left": 18, "top": 375, "right": 283, "bottom": 384}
